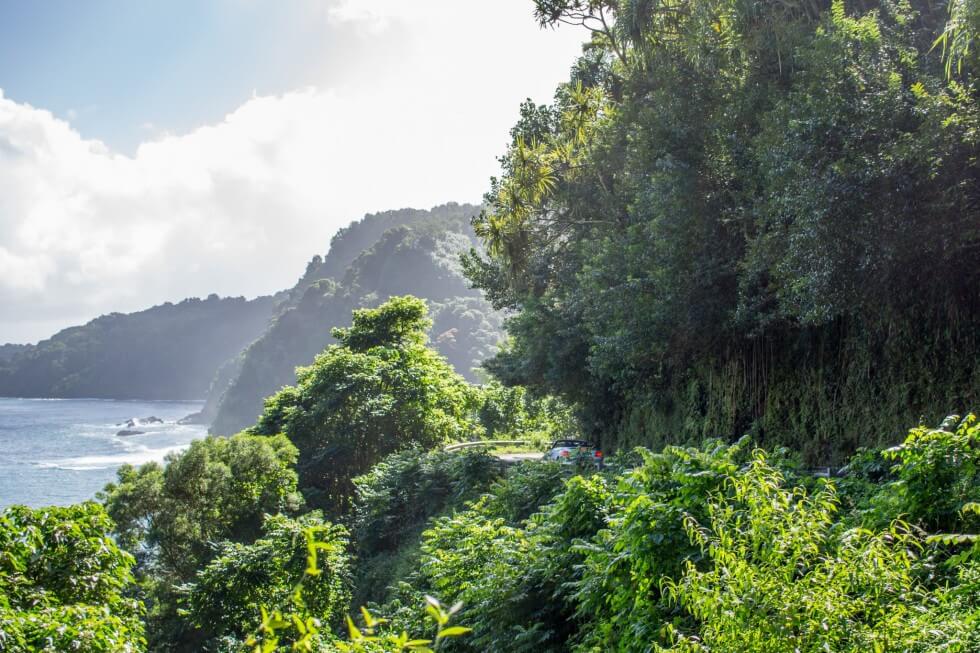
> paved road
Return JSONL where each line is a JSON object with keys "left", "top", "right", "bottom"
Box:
{"left": 496, "top": 452, "right": 544, "bottom": 463}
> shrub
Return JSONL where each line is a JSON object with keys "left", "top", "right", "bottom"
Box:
{"left": 182, "top": 513, "right": 351, "bottom": 651}
{"left": 0, "top": 502, "right": 145, "bottom": 652}
{"left": 571, "top": 440, "right": 749, "bottom": 651}
{"left": 879, "top": 413, "right": 980, "bottom": 531}
{"left": 99, "top": 431, "right": 303, "bottom": 650}
{"left": 662, "top": 454, "right": 979, "bottom": 652}
{"left": 352, "top": 449, "right": 503, "bottom": 556}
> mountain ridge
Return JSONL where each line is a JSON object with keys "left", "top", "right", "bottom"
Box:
{"left": 206, "top": 202, "right": 503, "bottom": 434}
{"left": 0, "top": 202, "right": 504, "bottom": 432}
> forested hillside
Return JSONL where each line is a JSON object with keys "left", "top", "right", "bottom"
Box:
{"left": 0, "top": 295, "right": 277, "bottom": 400}
{"left": 465, "top": 0, "right": 980, "bottom": 463}
{"left": 207, "top": 203, "right": 503, "bottom": 435}
{"left": 0, "top": 344, "right": 27, "bottom": 363}
{"left": 2, "top": 1, "right": 978, "bottom": 651}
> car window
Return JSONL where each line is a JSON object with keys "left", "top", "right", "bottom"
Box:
{"left": 552, "top": 440, "right": 589, "bottom": 448}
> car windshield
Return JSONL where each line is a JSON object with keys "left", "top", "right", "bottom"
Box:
{"left": 552, "top": 440, "right": 591, "bottom": 449}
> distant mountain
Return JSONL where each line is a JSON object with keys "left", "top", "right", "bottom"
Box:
{"left": 0, "top": 344, "right": 28, "bottom": 363}
{"left": 295, "top": 204, "right": 472, "bottom": 285}
{"left": 207, "top": 202, "right": 503, "bottom": 435}
{"left": 0, "top": 295, "right": 278, "bottom": 400}
{"left": 0, "top": 203, "right": 504, "bottom": 421}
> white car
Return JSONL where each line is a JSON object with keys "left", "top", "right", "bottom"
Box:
{"left": 546, "top": 439, "right": 604, "bottom": 469}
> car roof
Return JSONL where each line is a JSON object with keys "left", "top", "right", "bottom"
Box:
{"left": 551, "top": 439, "right": 592, "bottom": 447}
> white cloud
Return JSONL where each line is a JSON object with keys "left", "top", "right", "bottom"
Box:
{"left": 0, "top": 88, "right": 351, "bottom": 341}
{"left": 0, "top": 2, "right": 585, "bottom": 343}
{"left": 324, "top": 1, "right": 394, "bottom": 32}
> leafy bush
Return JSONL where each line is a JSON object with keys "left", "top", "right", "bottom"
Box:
{"left": 476, "top": 381, "right": 577, "bottom": 448}
{"left": 351, "top": 448, "right": 505, "bottom": 606}
{"left": 878, "top": 413, "right": 980, "bottom": 531}
{"left": 236, "top": 522, "right": 471, "bottom": 653}
{"left": 100, "top": 431, "right": 302, "bottom": 650}
{"left": 571, "top": 440, "right": 749, "bottom": 651}
{"left": 480, "top": 460, "right": 567, "bottom": 524}
{"left": 0, "top": 502, "right": 145, "bottom": 652}
{"left": 352, "top": 449, "right": 503, "bottom": 556}
{"left": 661, "top": 454, "right": 980, "bottom": 652}
{"left": 378, "top": 464, "right": 605, "bottom": 652}
{"left": 182, "top": 513, "right": 351, "bottom": 651}
{"left": 102, "top": 432, "right": 302, "bottom": 579}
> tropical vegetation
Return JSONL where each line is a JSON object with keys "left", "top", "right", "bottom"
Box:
{"left": 1, "top": 0, "right": 979, "bottom": 651}
{"left": 464, "top": 0, "right": 979, "bottom": 462}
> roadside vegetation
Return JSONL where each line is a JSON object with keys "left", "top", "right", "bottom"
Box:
{"left": 2, "top": 0, "right": 978, "bottom": 650}
{"left": 3, "top": 296, "right": 976, "bottom": 652}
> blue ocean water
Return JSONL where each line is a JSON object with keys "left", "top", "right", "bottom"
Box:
{"left": 0, "top": 398, "right": 208, "bottom": 508}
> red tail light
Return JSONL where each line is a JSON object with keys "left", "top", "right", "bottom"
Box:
{"left": 595, "top": 451, "right": 603, "bottom": 458}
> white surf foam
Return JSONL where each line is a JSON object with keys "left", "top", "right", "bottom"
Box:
{"left": 35, "top": 443, "right": 191, "bottom": 471}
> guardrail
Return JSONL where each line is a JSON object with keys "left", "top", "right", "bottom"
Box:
{"left": 444, "top": 440, "right": 529, "bottom": 452}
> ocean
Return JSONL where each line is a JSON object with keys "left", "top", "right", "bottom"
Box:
{"left": 0, "top": 397, "right": 208, "bottom": 508}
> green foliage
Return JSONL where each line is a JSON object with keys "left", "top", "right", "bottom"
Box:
{"left": 357, "top": 417, "right": 980, "bottom": 652}
{"left": 414, "top": 505, "right": 537, "bottom": 650}
{"left": 235, "top": 522, "right": 470, "bottom": 653}
{"left": 660, "top": 454, "right": 980, "bottom": 652}
{"left": 480, "top": 460, "right": 568, "bottom": 524}
{"left": 373, "top": 459, "right": 602, "bottom": 652}
{"left": 182, "top": 513, "right": 351, "bottom": 651}
{"left": 476, "top": 381, "right": 577, "bottom": 448}
{"left": 102, "top": 433, "right": 302, "bottom": 579}
{"left": 469, "top": 0, "right": 980, "bottom": 463}
{"left": 100, "top": 432, "right": 302, "bottom": 650}
{"left": 327, "top": 598, "right": 472, "bottom": 653}
{"left": 934, "top": 0, "right": 980, "bottom": 77}
{"left": 879, "top": 413, "right": 980, "bottom": 531}
{"left": 455, "top": 472, "right": 610, "bottom": 652}
{"left": 349, "top": 447, "right": 517, "bottom": 609}
{"left": 844, "top": 414, "right": 980, "bottom": 568}
{"left": 251, "top": 296, "right": 481, "bottom": 512}
{"left": 571, "top": 440, "right": 749, "bottom": 651}
{"left": 18, "top": 400, "right": 977, "bottom": 653}
{"left": 209, "top": 203, "right": 503, "bottom": 435}
{"left": 0, "top": 502, "right": 145, "bottom": 652}
{"left": 334, "top": 295, "right": 431, "bottom": 352}
{"left": 352, "top": 449, "right": 504, "bottom": 557}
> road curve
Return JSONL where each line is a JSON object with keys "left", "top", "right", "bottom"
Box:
{"left": 496, "top": 452, "right": 544, "bottom": 463}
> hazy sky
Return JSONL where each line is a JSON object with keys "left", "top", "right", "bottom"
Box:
{"left": 0, "top": 0, "right": 585, "bottom": 344}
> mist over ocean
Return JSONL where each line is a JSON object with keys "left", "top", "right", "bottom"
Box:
{"left": 0, "top": 398, "right": 207, "bottom": 507}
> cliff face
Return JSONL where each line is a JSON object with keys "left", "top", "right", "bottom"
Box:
{"left": 206, "top": 203, "right": 504, "bottom": 435}
{"left": 0, "top": 295, "right": 277, "bottom": 400}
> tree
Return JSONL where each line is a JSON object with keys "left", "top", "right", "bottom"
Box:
{"left": 467, "top": 0, "right": 980, "bottom": 461}
{"left": 100, "top": 432, "right": 302, "bottom": 650}
{"left": 251, "top": 296, "right": 481, "bottom": 512}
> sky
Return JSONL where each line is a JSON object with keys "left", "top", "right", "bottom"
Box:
{"left": 0, "top": 0, "right": 586, "bottom": 344}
